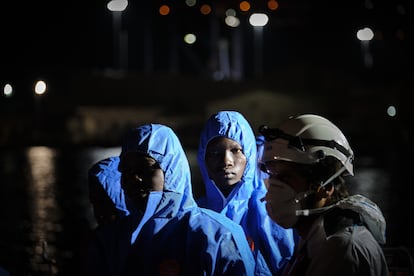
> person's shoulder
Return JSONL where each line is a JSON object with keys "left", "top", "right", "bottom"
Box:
{"left": 91, "top": 156, "right": 119, "bottom": 171}
{"left": 324, "top": 223, "right": 380, "bottom": 253}
{"left": 89, "top": 156, "right": 120, "bottom": 178}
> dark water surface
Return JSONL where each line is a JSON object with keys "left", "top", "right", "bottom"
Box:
{"left": 0, "top": 146, "right": 412, "bottom": 275}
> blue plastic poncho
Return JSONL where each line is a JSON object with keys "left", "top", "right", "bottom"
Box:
{"left": 197, "top": 111, "right": 296, "bottom": 275}
{"left": 84, "top": 124, "right": 255, "bottom": 276}
{"left": 88, "top": 156, "right": 129, "bottom": 219}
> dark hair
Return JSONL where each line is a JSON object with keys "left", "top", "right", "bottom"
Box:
{"left": 305, "top": 156, "right": 350, "bottom": 204}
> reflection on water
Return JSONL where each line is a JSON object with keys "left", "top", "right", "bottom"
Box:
{"left": 0, "top": 146, "right": 121, "bottom": 276}
{"left": 26, "top": 147, "right": 59, "bottom": 274}
{"left": 0, "top": 146, "right": 411, "bottom": 275}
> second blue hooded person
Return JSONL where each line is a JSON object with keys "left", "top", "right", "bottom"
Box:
{"left": 197, "top": 111, "right": 296, "bottom": 275}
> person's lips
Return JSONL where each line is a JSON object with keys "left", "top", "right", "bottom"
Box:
{"left": 220, "top": 170, "right": 234, "bottom": 179}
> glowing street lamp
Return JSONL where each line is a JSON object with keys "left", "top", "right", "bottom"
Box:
{"left": 356, "top": 27, "right": 374, "bottom": 68}
{"left": 34, "top": 80, "right": 47, "bottom": 95}
{"left": 107, "top": 0, "right": 128, "bottom": 72}
{"left": 249, "top": 13, "right": 269, "bottom": 78}
{"left": 3, "top": 83, "right": 13, "bottom": 98}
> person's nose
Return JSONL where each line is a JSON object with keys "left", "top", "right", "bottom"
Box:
{"left": 223, "top": 150, "right": 234, "bottom": 167}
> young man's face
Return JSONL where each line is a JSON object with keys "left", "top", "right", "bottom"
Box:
{"left": 119, "top": 152, "right": 164, "bottom": 211}
{"left": 205, "top": 137, "right": 247, "bottom": 196}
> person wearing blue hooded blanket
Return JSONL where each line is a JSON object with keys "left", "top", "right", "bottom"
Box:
{"left": 196, "top": 111, "right": 296, "bottom": 275}
{"left": 88, "top": 156, "right": 130, "bottom": 227}
{"left": 81, "top": 123, "right": 255, "bottom": 276}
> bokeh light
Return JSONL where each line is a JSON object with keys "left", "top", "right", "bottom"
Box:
{"left": 267, "top": 0, "right": 279, "bottom": 11}
{"left": 249, "top": 13, "right": 269, "bottom": 27}
{"left": 200, "top": 4, "right": 212, "bottom": 15}
{"left": 159, "top": 5, "right": 170, "bottom": 16}
{"left": 239, "top": 1, "right": 251, "bottom": 12}
{"left": 34, "top": 80, "right": 47, "bottom": 95}
{"left": 3, "top": 83, "right": 13, "bottom": 98}
{"left": 184, "top": 33, "right": 197, "bottom": 44}
{"left": 357, "top": 27, "right": 374, "bottom": 41}
{"left": 387, "top": 105, "right": 397, "bottom": 117}
{"left": 107, "top": 0, "right": 128, "bottom": 12}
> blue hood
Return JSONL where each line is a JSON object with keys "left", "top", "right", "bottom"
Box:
{"left": 88, "top": 156, "right": 129, "bottom": 217}
{"left": 121, "top": 124, "right": 197, "bottom": 212}
{"left": 197, "top": 111, "right": 265, "bottom": 216}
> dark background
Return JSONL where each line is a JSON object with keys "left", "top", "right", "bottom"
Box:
{"left": 0, "top": 1, "right": 413, "bottom": 274}
{"left": 1, "top": 0, "right": 412, "bottom": 145}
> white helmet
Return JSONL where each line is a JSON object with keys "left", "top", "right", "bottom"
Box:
{"left": 259, "top": 114, "right": 354, "bottom": 176}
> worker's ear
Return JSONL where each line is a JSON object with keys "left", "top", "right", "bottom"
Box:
{"left": 317, "top": 184, "right": 334, "bottom": 199}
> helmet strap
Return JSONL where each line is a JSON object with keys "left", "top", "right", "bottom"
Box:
{"left": 320, "top": 165, "right": 347, "bottom": 188}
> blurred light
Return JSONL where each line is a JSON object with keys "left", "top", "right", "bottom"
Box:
{"left": 107, "top": 0, "right": 128, "bottom": 12}
{"left": 249, "top": 13, "right": 269, "bottom": 27}
{"left": 185, "top": 0, "right": 196, "bottom": 7}
{"left": 356, "top": 27, "right": 374, "bottom": 41}
{"left": 34, "top": 80, "right": 47, "bottom": 95}
{"left": 3, "top": 83, "right": 13, "bottom": 97}
{"left": 225, "top": 9, "right": 236, "bottom": 17}
{"left": 159, "top": 5, "right": 170, "bottom": 16}
{"left": 239, "top": 1, "right": 251, "bottom": 12}
{"left": 267, "top": 0, "right": 279, "bottom": 11}
{"left": 387, "top": 105, "right": 397, "bottom": 117}
{"left": 184, "top": 33, "right": 197, "bottom": 44}
{"left": 225, "top": 15, "right": 240, "bottom": 27}
{"left": 200, "top": 4, "right": 211, "bottom": 15}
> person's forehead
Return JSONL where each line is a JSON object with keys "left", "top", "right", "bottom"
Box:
{"left": 121, "top": 152, "right": 157, "bottom": 167}
{"left": 207, "top": 136, "right": 239, "bottom": 147}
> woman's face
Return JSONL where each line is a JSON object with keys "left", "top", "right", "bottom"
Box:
{"left": 119, "top": 152, "right": 164, "bottom": 210}
{"left": 205, "top": 137, "right": 247, "bottom": 197}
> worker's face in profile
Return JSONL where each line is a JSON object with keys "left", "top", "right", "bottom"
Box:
{"left": 205, "top": 137, "right": 247, "bottom": 196}
{"left": 119, "top": 152, "right": 164, "bottom": 211}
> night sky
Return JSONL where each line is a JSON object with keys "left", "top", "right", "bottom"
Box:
{"left": 1, "top": 0, "right": 411, "bottom": 83}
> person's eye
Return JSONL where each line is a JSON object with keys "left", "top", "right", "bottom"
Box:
{"left": 231, "top": 148, "right": 244, "bottom": 155}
